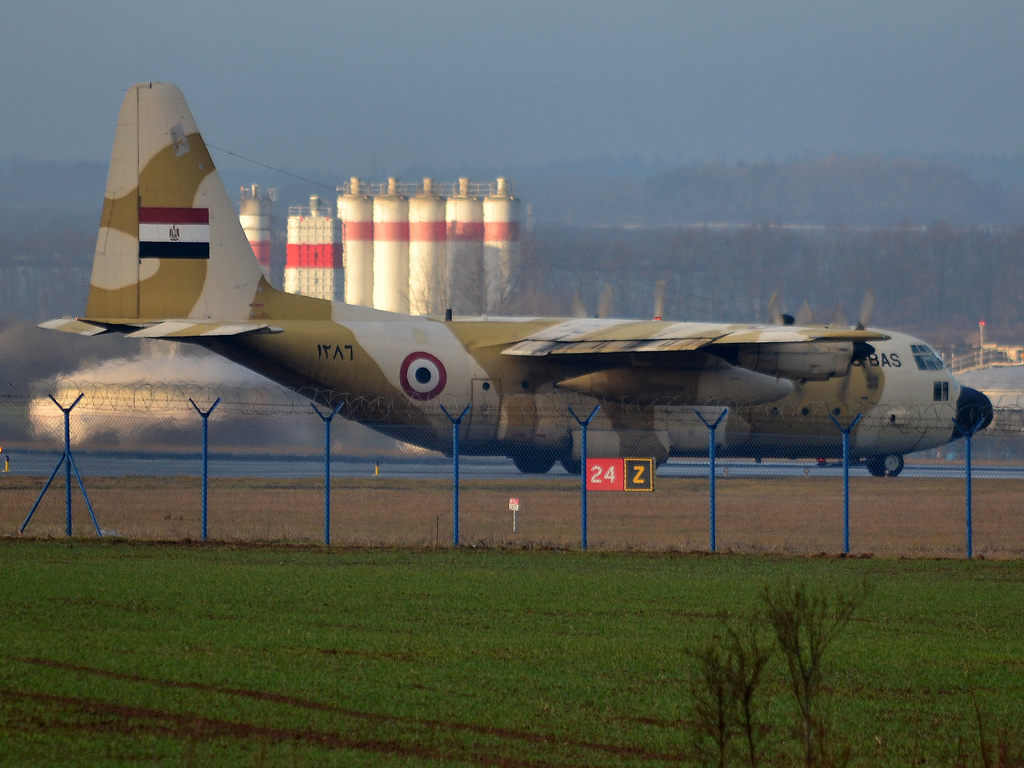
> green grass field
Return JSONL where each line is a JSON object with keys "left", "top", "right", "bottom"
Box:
{"left": 1, "top": 541, "right": 1022, "bottom": 766}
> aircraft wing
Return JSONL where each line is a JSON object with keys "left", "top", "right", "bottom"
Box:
{"left": 501, "top": 318, "right": 887, "bottom": 357}
{"left": 39, "top": 317, "right": 282, "bottom": 338}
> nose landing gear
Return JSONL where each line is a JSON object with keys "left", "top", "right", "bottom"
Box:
{"left": 866, "top": 453, "right": 904, "bottom": 477}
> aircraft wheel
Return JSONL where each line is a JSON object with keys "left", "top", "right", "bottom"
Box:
{"left": 512, "top": 453, "right": 556, "bottom": 474}
{"left": 560, "top": 457, "right": 582, "bottom": 476}
{"left": 866, "top": 454, "right": 904, "bottom": 477}
{"left": 884, "top": 454, "right": 905, "bottom": 476}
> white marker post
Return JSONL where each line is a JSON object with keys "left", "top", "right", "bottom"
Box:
{"left": 509, "top": 498, "right": 520, "bottom": 533}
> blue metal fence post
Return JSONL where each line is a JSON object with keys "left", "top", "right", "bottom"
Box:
{"left": 568, "top": 405, "right": 601, "bottom": 551}
{"left": 189, "top": 398, "right": 220, "bottom": 542}
{"left": 695, "top": 408, "right": 728, "bottom": 552}
{"left": 440, "top": 404, "right": 473, "bottom": 546}
{"left": 312, "top": 402, "right": 344, "bottom": 545}
{"left": 829, "top": 412, "right": 863, "bottom": 555}
{"left": 965, "top": 430, "right": 973, "bottom": 559}
{"left": 21, "top": 393, "right": 101, "bottom": 538}
{"left": 63, "top": 399, "right": 72, "bottom": 535}
{"left": 952, "top": 416, "right": 987, "bottom": 559}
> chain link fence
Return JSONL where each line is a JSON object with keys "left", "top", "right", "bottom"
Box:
{"left": 1, "top": 380, "right": 1020, "bottom": 558}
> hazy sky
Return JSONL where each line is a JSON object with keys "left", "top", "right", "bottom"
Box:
{"left": 2, "top": 1, "right": 1022, "bottom": 174}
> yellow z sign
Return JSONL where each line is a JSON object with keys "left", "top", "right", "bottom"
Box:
{"left": 624, "top": 458, "right": 655, "bottom": 492}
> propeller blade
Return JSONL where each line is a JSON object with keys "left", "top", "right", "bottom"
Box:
{"left": 570, "top": 291, "right": 588, "bottom": 318}
{"left": 831, "top": 303, "right": 848, "bottom": 327}
{"left": 597, "top": 284, "right": 615, "bottom": 319}
{"left": 856, "top": 290, "right": 875, "bottom": 330}
{"left": 795, "top": 300, "right": 813, "bottom": 326}
{"left": 767, "top": 291, "right": 785, "bottom": 325}
{"left": 653, "top": 280, "right": 666, "bottom": 320}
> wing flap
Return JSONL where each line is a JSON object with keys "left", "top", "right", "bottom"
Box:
{"left": 504, "top": 336, "right": 716, "bottom": 356}
{"left": 501, "top": 318, "right": 888, "bottom": 357}
{"left": 124, "top": 320, "right": 283, "bottom": 338}
{"left": 711, "top": 326, "right": 887, "bottom": 344}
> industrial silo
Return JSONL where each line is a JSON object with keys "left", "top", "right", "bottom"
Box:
{"left": 337, "top": 178, "right": 374, "bottom": 307}
{"left": 285, "top": 195, "right": 343, "bottom": 301}
{"left": 408, "top": 178, "right": 447, "bottom": 315}
{"left": 372, "top": 178, "right": 410, "bottom": 313}
{"left": 482, "top": 178, "right": 520, "bottom": 315}
{"left": 445, "top": 178, "right": 484, "bottom": 315}
{"left": 239, "top": 184, "right": 275, "bottom": 280}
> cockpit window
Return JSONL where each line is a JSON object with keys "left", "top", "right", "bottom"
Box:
{"left": 911, "top": 344, "right": 944, "bottom": 371}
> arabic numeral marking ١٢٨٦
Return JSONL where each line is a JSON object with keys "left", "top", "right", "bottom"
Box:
{"left": 317, "top": 344, "right": 354, "bottom": 361}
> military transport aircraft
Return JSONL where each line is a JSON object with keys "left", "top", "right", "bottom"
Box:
{"left": 42, "top": 83, "right": 993, "bottom": 476}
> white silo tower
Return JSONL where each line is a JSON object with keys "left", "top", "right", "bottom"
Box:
{"left": 285, "top": 195, "right": 343, "bottom": 301}
{"left": 445, "top": 178, "right": 484, "bottom": 315}
{"left": 239, "top": 184, "right": 276, "bottom": 280}
{"left": 408, "top": 178, "right": 447, "bottom": 315}
{"left": 372, "top": 178, "right": 410, "bottom": 313}
{"left": 338, "top": 178, "right": 374, "bottom": 307}
{"left": 482, "top": 178, "right": 520, "bottom": 315}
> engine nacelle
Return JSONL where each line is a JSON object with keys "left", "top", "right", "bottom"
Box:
{"left": 735, "top": 341, "right": 854, "bottom": 382}
{"left": 555, "top": 365, "right": 793, "bottom": 405}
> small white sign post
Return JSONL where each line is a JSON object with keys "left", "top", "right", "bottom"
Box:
{"left": 509, "top": 498, "right": 520, "bottom": 533}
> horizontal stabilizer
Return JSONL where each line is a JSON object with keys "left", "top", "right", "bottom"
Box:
{"left": 39, "top": 317, "right": 282, "bottom": 339}
{"left": 38, "top": 318, "right": 110, "bottom": 336}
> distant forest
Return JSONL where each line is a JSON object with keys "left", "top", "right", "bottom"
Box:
{"left": 3, "top": 219, "right": 1020, "bottom": 351}
{"left": 511, "top": 223, "right": 1024, "bottom": 348}
{"left": 4, "top": 153, "right": 1024, "bottom": 228}
{"left": 532, "top": 155, "right": 1024, "bottom": 227}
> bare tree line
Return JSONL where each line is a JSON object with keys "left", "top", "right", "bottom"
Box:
{"left": 510, "top": 222, "right": 1024, "bottom": 346}
{"left": 2, "top": 218, "right": 1023, "bottom": 348}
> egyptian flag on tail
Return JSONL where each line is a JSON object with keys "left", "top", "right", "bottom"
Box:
{"left": 139, "top": 207, "right": 210, "bottom": 259}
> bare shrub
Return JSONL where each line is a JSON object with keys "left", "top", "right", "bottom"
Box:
{"left": 761, "top": 579, "right": 867, "bottom": 767}
{"left": 688, "top": 619, "right": 774, "bottom": 767}
{"left": 969, "top": 687, "right": 1024, "bottom": 768}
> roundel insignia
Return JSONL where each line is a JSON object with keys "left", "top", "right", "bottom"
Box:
{"left": 400, "top": 352, "right": 447, "bottom": 400}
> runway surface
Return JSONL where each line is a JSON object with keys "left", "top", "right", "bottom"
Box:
{"left": 2, "top": 450, "right": 1021, "bottom": 481}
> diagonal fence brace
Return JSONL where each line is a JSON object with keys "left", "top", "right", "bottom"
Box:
{"left": 21, "top": 393, "right": 101, "bottom": 538}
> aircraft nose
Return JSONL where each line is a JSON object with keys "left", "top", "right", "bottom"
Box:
{"left": 953, "top": 386, "right": 994, "bottom": 436}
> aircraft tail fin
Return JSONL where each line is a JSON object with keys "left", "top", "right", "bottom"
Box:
{"left": 84, "top": 82, "right": 329, "bottom": 324}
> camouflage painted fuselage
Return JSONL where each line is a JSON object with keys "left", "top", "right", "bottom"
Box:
{"left": 43, "top": 83, "right": 988, "bottom": 471}
{"left": 205, "top": 308, "right": 962, "bottom": 464}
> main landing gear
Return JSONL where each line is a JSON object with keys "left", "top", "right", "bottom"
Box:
{"left": 511, "top": 453, "right": 557, "bottom": 474}
{"left": 559, "top": 457, "right": 582, "bottom": 476}
{"left": 866, "top": 454, "right": 904, "bottom": 477}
